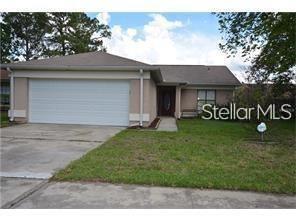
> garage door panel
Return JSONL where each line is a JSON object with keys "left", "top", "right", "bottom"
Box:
{"left": 29, "top": 79, "right": 130, "bottom": 126}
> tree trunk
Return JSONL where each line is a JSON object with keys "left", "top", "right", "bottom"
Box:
{"left": 25, "top": 39, "right": 30, "bottom": 61}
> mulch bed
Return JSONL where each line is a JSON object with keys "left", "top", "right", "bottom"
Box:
{"left": 128, "top": 117, "right": 161, "bottom": 130}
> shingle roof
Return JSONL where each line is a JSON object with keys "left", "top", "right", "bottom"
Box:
{"left": 155, "top": 65, "right": 241, "bottom": 86}
{"left": 2, "top": 51, "right": 241, "bottom": 86}
{"left": 4, "top": 51, "right": 151, "bottom": 68}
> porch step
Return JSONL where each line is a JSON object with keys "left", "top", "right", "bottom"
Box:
{"left": 181, "top": 110, "right": 197, "bottom": 118}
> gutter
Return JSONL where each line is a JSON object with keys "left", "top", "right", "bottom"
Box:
{"left": 139, "top": 69, "right": 144, "bottom": 127}
{"left": 0, "top": 64, "right": 160, "bottom": 72}
{"left": 187, "top": 83, "right": 241, "bottom": 87}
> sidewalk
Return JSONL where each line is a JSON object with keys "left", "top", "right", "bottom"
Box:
{"left": 8, "top": 181, "right": 296, "bottom": 209}
{"left": 157, "top": 117, "right": 178, "bottom": 132}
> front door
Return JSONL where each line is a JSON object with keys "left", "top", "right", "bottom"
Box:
{"left": 157, "top": 86, "right": 176, "bottom": 116}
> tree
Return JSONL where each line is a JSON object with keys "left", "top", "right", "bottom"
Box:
{"left": 0, "top": 19, "right": 11, "bottom": 63}
{"left": 66, "top": 13, "right": 111, "bottom": 53}
{"left": 46, "top": 13, "right": 72, "bottom": 56}
{"left": 216, "top": 13, "right": 296, "bottom": 83}
{"left": 47, "top": 13, "right": 111, "bottom": 56}
{"left": 1, "top": 12, "right": 50, "bottom": 61}
{"left": 1, "top": 12, "right": 112, "bottom": 62}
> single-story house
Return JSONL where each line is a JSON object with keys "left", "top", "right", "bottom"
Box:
{"left": 1, "top": 51, "right": 241, "bottom": 126}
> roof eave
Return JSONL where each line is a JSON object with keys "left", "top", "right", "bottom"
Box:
{"left": 186, "top": 83, "right": 241, "bottom": 87}
{"left": 160, "top": 81, "right": 189, "bottom": 85}
{"left": 160, "top": 81, "right": 241, "bottom": 86}
{"left": 1, "top": 64, "right": 159, "bottom": 72}
{"left": 150, "top": 69, "right": 163, "bottom": 83}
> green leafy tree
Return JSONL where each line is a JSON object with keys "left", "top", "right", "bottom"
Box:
{"left": 1, "top": 12, "right": 50, "bottom": 61}
{"left": 46, "top": 12, "right": 72, "bottom": 56}
{"left": 66, "top": 13, "right": 111, "bottom": 54}
{"left": 0, "top": 19, "right": 12, "bottom": 63}
{"left": 1, "top": 12, "right": 111, "bottom": 62}
{"left": 46, "top": 13, "right": 111, "bottom": 56}
{"left": 216, "top": 13, "right": 296, "bottom": 83}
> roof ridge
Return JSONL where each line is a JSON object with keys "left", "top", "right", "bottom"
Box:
{"left": 154, "top": 64, "right": 228, "bottom": 67}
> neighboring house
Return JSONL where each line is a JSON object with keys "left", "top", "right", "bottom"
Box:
{"left": 0, "top": 69, "right": 10, "bottom": 112}
{"left": 1, "top": 52, "right": 240, "bottom": 126}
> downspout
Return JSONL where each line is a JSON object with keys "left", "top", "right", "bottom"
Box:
{"left": 232, "top": 87, "right": 236, "bottom": 102}
{"left": 139, "top": 69, "right": 144, "bottom": 127}
{"left": 7, "top": 68, "right": 14, "bottom": 121}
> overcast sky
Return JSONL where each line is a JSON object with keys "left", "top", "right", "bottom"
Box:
{"left": 87, "top": 12, "right": 249, "bottom": 82}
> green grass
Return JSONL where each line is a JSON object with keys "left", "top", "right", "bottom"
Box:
{"left": 53, "top": 119, "right": 296, "bottom": 194}
{"left": 0, "top": 111, "right": 9, "bottom": 127}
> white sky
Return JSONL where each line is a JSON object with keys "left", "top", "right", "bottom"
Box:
{"left": 97, "top": 12, "right": 249, "bottom": 82}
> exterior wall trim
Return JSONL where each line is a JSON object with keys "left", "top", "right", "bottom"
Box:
{"left": 8, "top": 109, "right": 26, "bottom": 118}
{"left": 129, "top": 113, "right": 150, "bottom": 122}
{"left": 185, "top": 86, "right": 235, "bottom": 90}
{"left": 13, "top": 70, "right": 151, "bottom": 80}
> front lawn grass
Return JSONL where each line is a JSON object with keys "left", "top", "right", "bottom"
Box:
{"left": 53, "top": 119, "right": 296, "bottom": 194}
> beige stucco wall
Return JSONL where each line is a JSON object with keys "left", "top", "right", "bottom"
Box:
{"left": 149, "top": 79, "right": 157, "bottom": 121}
{"left": 129, "top": 79, "right": 140, "bottom": 113}
{"left": 216, "top": 90, "right": 234, "bottom": 105}
{"left": 13, "top": 77, "right": 28, "bottom": 122}
{"left": 129, "top": 79, "right": 150, "bottom": 114}
{"left": 14, "top": 71, "right": 157, "bottom": 125}
{"left": 129, "top": 78, "right": 157, "bottom": 124}
{"left": 181, "top": 89, "right": 197, "bottom": 110}
{"left": 14, "top": 78, "right": 28, "bottom": 110}
{"left": 180, "top": 88, "right": 234, "bottom": 111}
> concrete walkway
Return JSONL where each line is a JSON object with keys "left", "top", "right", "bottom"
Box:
{"left": 157, "top": 117, "right": 178, "bottom": 132}
{"left": 7, "top": 181, "right": 296, "bottom": 209}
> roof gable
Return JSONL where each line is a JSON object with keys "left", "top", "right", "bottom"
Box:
{"left": 6, "top": 51, "right": 151, "bottom": 68}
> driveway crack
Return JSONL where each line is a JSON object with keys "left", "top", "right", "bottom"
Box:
{"left": 1, "top": 179, "right": 49, "bottom": 209}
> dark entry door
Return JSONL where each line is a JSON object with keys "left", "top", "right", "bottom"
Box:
{"left": 157, "top": 86, "right": 176, "bottom": 116}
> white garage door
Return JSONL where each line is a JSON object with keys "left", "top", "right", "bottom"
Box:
{"left": 29, "top": 79, "right": 130, "bottom": 126}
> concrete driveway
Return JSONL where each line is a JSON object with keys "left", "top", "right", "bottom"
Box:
{"left": 0, "top": 123, "right": 124, "bottom": 207}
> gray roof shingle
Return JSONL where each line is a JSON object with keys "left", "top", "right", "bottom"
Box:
{"left": 2, "top": 51, "right": 240, "bottom": 86}
{"left": 5, "top": 51, "right": 151, "bottom": 68}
